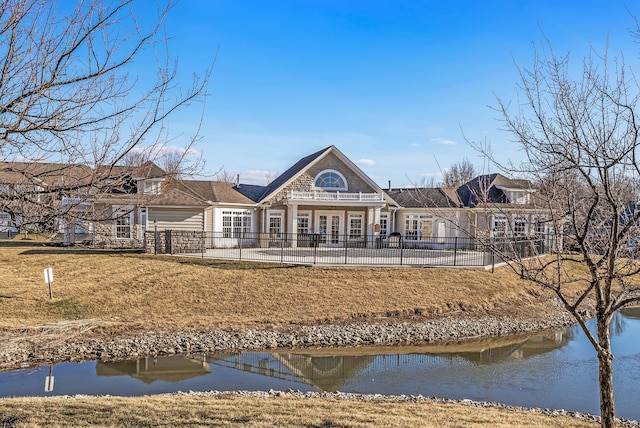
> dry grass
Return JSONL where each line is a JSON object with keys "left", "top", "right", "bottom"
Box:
{"left": 0, "top": 245, "right": 581, "bottom": 333}
{"left": 0, "top": 394, "right": 598, "bottom": 427}
{"left": 0, "top": 244, "right": 603, "bottom": 427}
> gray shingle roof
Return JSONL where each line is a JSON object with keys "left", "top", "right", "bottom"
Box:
{"left": 0, "top": 161, "right": 94, "bottom": 188}
{"left": 255, "top": 146, "right": 333, "bottom": 202}
{"left": 384, "top": 187, "right": 462, "bottom": 208}
{"left": 146, "top": 179, "right": 255, "bottom": 207}
{"left": 456, "top": 173, "right": 534, "bottom": 208}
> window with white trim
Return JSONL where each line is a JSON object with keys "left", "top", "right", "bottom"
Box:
{"left": 405, "top": 214, "right": 433, "bottom": 240}
{"left": 348, "top": 213, "right": 364, "bottom": 239}
{"left": 533, "top": 216, "right": 547, "bottom": 235}
{"left": 222, "top": 210, "right": 252, "bottom": 238}
{"left": 492, "top": 215, "right": 508, "bottom": 237}
{"left": 314, "top": 170, "right": 348, "bottom": 191}
{"left": 297, "top": 213, "right": 310, "bottom": 235}
{"left": 268, "top": 211, "right": 284, "bottom": 240}
{"left": 513, "top": 217, "right": 527, "bottom": 236}
{"left": 419, "top": 219, "right": 433, "bottom": 240}
{"left": 113, "top": 206, "right": 133, "bottom": 239}
{"left": 140, "top": 180, "right": 162, "bottom": 195}
{"left": 405, "top": 217, "right": 419, "bottom": 240}
{"left": 379, "top": 213, "right": 389, "bottom": 237}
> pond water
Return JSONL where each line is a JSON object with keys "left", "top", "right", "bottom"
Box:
{"left": 2, "top": 308, "right": 640, "bottom": 421}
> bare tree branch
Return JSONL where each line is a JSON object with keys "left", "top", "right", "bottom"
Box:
{"left": 0, "top": 0, "right": 212, "bottom": 232}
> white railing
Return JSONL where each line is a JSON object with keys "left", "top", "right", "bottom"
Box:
{"left": 288, "top": 191, "right": 383, "bottom": 201}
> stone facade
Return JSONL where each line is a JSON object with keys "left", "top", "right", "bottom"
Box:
{"left": 92, "top": 218, "right": 144, "bottom": 249}
{"left": 144, "top": 230, "right": 204, "bottom": 254}
{"left": 268, "top": 152, "right": 376, "bottom": 206}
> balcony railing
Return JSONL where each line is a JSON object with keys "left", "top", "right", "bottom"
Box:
{"left": 287, "top": 191, "right": 383, "bottom": 201}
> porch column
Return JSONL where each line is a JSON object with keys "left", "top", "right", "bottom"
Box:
{"left": 368, "top": 207, "right": 379, "bottom": 248}
{"left": 288, "top": 203, "right": 298, "bottom": 248}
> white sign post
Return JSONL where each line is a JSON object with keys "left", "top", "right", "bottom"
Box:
{"left": 44, "top": 267, "right": 53, "bottom": 299}
{"left": 44, "top": 366, "right": 54, "bottom": 392}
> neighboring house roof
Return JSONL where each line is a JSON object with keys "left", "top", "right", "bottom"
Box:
{"left": 95, "top": 161, "right": 167, "bottom": 181}
{"left": 182, "top": 180, "right": 256, "bottom": 205}
{"left": 456, "top": 173, "right": 536, "bottom": 208}
{"left": 384, "top": 187, "right": 462, "bottom": 208}
{"left": 133, "top": 161, "right": 167, "bottom": 179}
{"left": 0, "top": 161, "right": 94, "bottom": 189}
{"left": 145, "top": 179, "right": 255, "bottom": 207}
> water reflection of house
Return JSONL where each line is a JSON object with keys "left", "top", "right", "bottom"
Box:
{"left": 96, "top": 355, "right": 211, "bottom": 384}
{"left": 93, "top": 329, "right": 573, "bottom": 389}
{"left": 271, "top": 353, "right": 376, "bottom": 391}
{"left": 430, "top": 329, "right": 571, "bottom": 365}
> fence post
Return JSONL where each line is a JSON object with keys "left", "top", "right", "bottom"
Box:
{"left": 165, "top": 230, "right": 173, "bottom": 254}
{"left": 491, "top": 236, "right": 495, "bottom": 273}
{"left": 239, "top": 232, "right": 243, "bottom": 260}
{"left": 313, "top": 235, "right": 318, "bottom": 265}
{"left": 280, "top": 235, "right": 284, "bottom": 264}
{"left": 344, "top": 236, "right": 348, "bottom": 265}
{"left": 400, "top": 236, "right": 403, "bottom": 266}
{"left": 153, "top": 221, "right": 158, "bottom": 255}
{"left": 453, "top": 236, "right": 458, "bottom": 266}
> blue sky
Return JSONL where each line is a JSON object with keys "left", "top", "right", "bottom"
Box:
{"left": 139, "top": 1, "right": 640, "bottom": 187}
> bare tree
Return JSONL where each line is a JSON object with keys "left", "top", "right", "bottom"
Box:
{"left": 442, "top": 158, "right": 475, "bottom": 188}
{"left": 265, "top": 170, "right": 279, "bottom": 185}
{"left": 0, "top": 0, "right": 211, "bottom": 232}
{"left": 473, "top": 37, "right": 640, "bottom": 427}
{"left": 214, "top": 168, "right": 238, "bottom": 183}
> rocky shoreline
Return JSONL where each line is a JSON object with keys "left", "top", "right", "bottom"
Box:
{"left": 4, "top": 305, "right": 639, "bottom": 426}
{"left": 1, "top": 309, "right": 578, "bottom": 370}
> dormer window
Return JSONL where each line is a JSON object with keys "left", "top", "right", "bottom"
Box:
{"left": 314, "top": 170, "right": 347, "bottom": 191}
{"left": 141, "top": 179, "right": 161, "bottom": 195}
{"left": 496, "top": 186, "right": 533, "bottom": 205}
{"left": 506, "top": 190, "right": 530, "bottom": 204}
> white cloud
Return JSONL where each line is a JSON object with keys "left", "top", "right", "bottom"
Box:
{"left": 130, "top": 144, "right": 201, "bottom": 157}
{"left": 240, "top": 169, "right": 278, "bottom": 185}
{"left": 420, "top": 172, "right": 443, "bottom": 178}
{"left": 356, "top": 158, "right": 375, "bottom": 167}
{"left": 431, "top": 137, "right": 457, "bottom": 146}
{"left": 410, "top": 143, "right": 420, "bottom": 148}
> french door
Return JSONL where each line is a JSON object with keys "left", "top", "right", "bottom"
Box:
{"left": 317, "top": 213, "right": 342, "bottom": 246}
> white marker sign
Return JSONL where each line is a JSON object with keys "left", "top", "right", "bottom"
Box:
{"left": 45, "top": 366, "right": 54, "bottom": 392}
{"left": 44, "top": 267, "right": 53, "bottom": 299}
{"left": 45, "top": 375, "right": 54, "bottom": 392}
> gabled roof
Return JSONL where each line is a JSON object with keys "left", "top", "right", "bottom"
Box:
{"left": 96, "top": 161, "right": 166, "bottom": 181}
{"left": 130, "top": 161, "right": 167, "bottom": 180}
{"left": 456, "top": 173, "right": 534, "bottom": 208}
{"left": 255, "top": 145, "right": 386, "bottom": 203}
{"left": 384, "top": 187, "right": 462, "bottom": 208}
{"left": 254, "top": 146, "right": 332, "bottom": 202}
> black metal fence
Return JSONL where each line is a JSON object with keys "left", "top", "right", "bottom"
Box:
{"left": 146, "top": 230, "right": 554, "bottom": 268}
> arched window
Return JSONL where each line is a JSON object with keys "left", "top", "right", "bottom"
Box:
{"left": 314, "top": 170, "right": 348, "bottom": 190}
